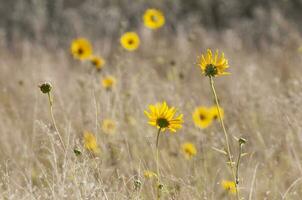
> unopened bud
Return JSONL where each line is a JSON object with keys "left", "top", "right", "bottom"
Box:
{"left": 134, "top": 179, "right": 141, "bottom": 190}
{"left": 73, "top": 149, "right": 82, "bottom": 156}
{"left": 39, "top": 82, "right": 52, "bottom": 94}
{"left": 239, "top": 138, "right": 247, "bottom": 145}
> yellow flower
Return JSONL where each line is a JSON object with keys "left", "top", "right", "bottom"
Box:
{"left": 221, "top": 180, "right": 236, "bottom": 195}
{"left": 70, "top": 38, "right": 93, "bottom": 60}
{"left": 192, "top": 106, "right": 213, "bottom": 129}
{"left": 120, "top": 32, "right": 140, "bottom": 51}
{"left": 101, "top": 76, "right": 116, "bottom": 90}
{"left": 181, "top": 142, "right": 197, "bottom": 159}
{"left": 90, "top": 55, "right": 105, "bottom": 70}
{"left": 209, "top": 106, "right": 224, "bottom": 120}
{"left": 197, "top": 49, "right": 230, "bottom": 77}
{"left": 144, "top": 101, "right": 183, "bottom": 132}
{"left": 143, "top": 9, "right": 165, "bottom": 30}
{"left": 144, "top": 170, "right": 157, "bottom": 179}
{"left": 101, "top": 119, "right": 116, "bottom": 134}
{"left": 83, "top": 131, "right": 100, "bottom": 154}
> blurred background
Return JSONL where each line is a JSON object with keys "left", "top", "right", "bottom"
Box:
{"left": 1, "top": 0, "right": 302, "bottom": 50}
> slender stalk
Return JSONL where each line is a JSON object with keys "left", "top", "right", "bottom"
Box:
{"left": 236, "top": 143, "right": 243, "bottom": 185}
{"left": 209, "top": 76, "right": 239, "bottom": 200}
{"left": 47, "top": 92, "right": 66, "bottom": 152}
{"left": 155, "top": 128, "right": 162, "bottom": 200}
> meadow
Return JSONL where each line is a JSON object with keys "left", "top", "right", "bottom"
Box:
{"left": 0, "top": 1, "right": 302, "bottom": 199}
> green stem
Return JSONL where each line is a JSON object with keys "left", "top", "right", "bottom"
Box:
{"left": 155, "top": 128, "right": 162, "bottom": 199}
{"left": 47, "top": 92, "right": 66, "bottom": 152}
{"left": 209, "top": 77, "right": 239, "bottom": 200}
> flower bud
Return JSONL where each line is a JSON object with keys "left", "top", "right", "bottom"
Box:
{"left": 158, "top": 183, "right": 164, "bottom": 190}
{"left": 39, "top": 82, "right": 52, "bottom": 94}
{"left": 73, "top": 149, "right": 82, "bottom": 156}
{"left": 134, "top": 179, "right": 141, "bottom": 190}
{"left": 239, "top": 138, "right": 247, "bottom": 145}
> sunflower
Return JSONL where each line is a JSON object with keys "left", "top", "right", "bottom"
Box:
{"left": 143, "top": 9, "right": 165, "bottom": 30}
{"left": 90, "top": 55, "right": 105, "bottom": 70}
{"left": 192, "top": 106, "right": 213, "bottom": 129}
{"left": 83, "top": 131, "right": 100, "bottom": 154}
{"left": 144, "top": 101, "right": 183, "bottom": 132}
{"left": 101, "top": 76, "right": 116, "bottom": 90}
{"left": 70, "top": 38, "right": 93, "bottom": 60}
{"left": 221, "top": 180, "right": 236, "bottom": 195}
{"left": 144, "top": 170, "right": 157, "bottom": 179}
{"left": 120, "top": 32, "right": 140, "bottom": 51}
{"left": 197, "top": 49, "right": 230, "bottom": 77}
{"left": 101, "top": 119, "right": 116, "bottom": 134}
{"left": 209, "top": 106, "right": 224, "bottom": 120}
{"left": 181, "top": 142, "right": 197, "bottom": 159}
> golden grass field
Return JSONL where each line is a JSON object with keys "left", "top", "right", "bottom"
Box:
{"left": 1, "top": 1, "right": 302, "bottom": 199}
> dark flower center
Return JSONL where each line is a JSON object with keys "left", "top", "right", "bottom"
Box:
{"left": 199, "top": 114, "right": 205, "bottom": 120}
{"left": 185, "top": 148, "right": 191, "bottom": 154}
{"left": 128, "top": 39, "right": 134, "bottom": 45}
{"left": 78, "top": 48, "right": 84, "bottom": 55}
{"left": 205, "top": 64, "right": 218, "bottom": 77}
{"left": 150, "top": 15, "right": 158, "bottom": 22}
{"left": 156, "top": 118, "right": 169, "bottom": 128}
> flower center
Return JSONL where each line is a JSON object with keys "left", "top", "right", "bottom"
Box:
{"left": 156, "top": 118, "right": 169, "bottom": 128}
{"left": 78, "top": 48, "right": 84, "bottom": 55}
{"left": 150, "top": 15, "right": 158, "bottom": 22}
{"left": 205, "top": 64, "right": 218, "bottom": 77}
{"left": 199, "top": 114, "right": 205, "bottom": 120}
{"left": 185, "top": 148, "right": 192, "bottom": 155}
{"left": 107, "top": 123, "right": 114, "bottom": 129}
{"left": 128, "top": 39, "right": 134, "bottom": 45}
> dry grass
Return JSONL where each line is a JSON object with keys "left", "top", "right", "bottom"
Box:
{"left": 1, "top": 4, "right": 302, "bottom": 200}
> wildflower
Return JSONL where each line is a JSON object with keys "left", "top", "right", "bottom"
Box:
{"left": 209, "top": 106, "right": 224, "bottom": 120}
{"left": 144, "top": 102, "right": 183, "bottom": 132}
{"left": 90, "top": 55, "right": 105, "bottom": 70}
{"left": 101, "top": 76, "right": 116, "bottom": 90}
{"left": 192, "top": 106, "right": 213, "bottom": 129}
{"left": 120, "top": 32, "right": 140, "bottom": 51}
{"left": 181, "top": 142, "right": 197, "bottom": 159}
{"left": 70, "top": 38, "right": 93, "bottom": 60}
{"left": 145, "top": 102, "right": 182, "bottom": 198}
{"left": 144, "top": 170, "right": 157, "bottom": 179}
{"left": 143, "top": 9, "right": 165, "bottom": 29}
{"left": 197, "top": 49, "right": 230, "bottom": 77}
{"left": 83, "top": 131, "right": 100, "bottom": 154}
{"left": 101, "top": 119, "right": 116, "bottom": 134}
{"left": 221, "top": 180, "right": 236, "bottom": 195}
